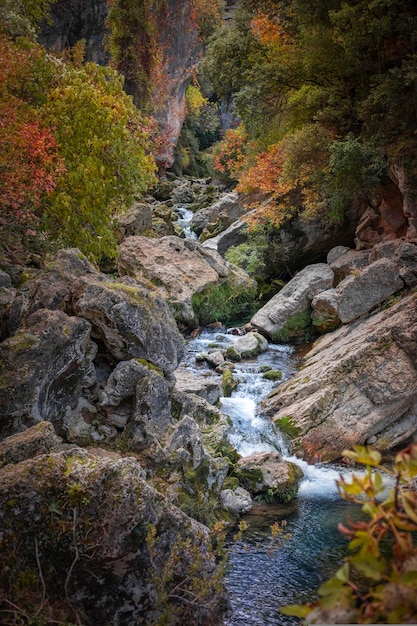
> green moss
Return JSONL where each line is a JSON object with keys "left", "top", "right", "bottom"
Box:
{"left": 222, "top": 476, "right": 239, "bottom": 490}
{"left": 105, "top": 281, "right": 145, "bottom": 305}
{"left": 312, "top": 313, "right": 341, "bottom": 334}
{"left": 6, "top": 332, "right": 38, "bottom": 353}
{"left": 272, "top": 308, "right": 313, "bottom": 343}
{"left": 262, "top": 369, "right": 282, "bottom": 381}
{"left": 222, "top": 368, "right": 238, "bottom": 396}
{"left": 214, "top": 440, "right": 241, "bottom": 464}
{"left": 233, "top": 466, "right": 264, "bottom": 492}
{"left": 275, "top": 415, "right": 302, "bottom": 439}
{"left": 224, "top": 345, "right": 241, "bottom": 362}
{"left": 135, "top": 358, "right": 162, "bottom": 375}
{"left": 191, "top": 280, "right": 257, "bottom": 326}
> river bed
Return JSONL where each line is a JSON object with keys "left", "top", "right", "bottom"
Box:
{"left": 180, "top": 327, "right": 364, "bottom": 625}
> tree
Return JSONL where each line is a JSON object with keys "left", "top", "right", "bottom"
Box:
{"left": 0, "top": 29, "right": 157, "bottom": 262}
{"left": 203, "top": 0, "right": 417, "bottom": 228}
{"left": 0, "top": 33, "right": 64, "bottom": 245}
{"left": 43, "top": 61, "right": 156, "bottom": 260}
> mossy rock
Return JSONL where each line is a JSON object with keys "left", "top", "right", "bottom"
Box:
{"left": 224, "top": 345, "right": 241, "bottom": 362}
{"left": 271, "top": 308, "right": 314, "bottom": 343}
{"left": 262, "top": 369, "right": 283, "bottom": 381}
{"left": 222, "top": 368, "right": 238, "bottom": 396}
{"left": 275, "top": 415, "right": 302, "bottom": 439}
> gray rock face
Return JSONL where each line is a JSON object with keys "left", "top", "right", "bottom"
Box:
{"left": 191, "top": 192, "right": 245, "bottom": 237}
{"left": 220, "top": 486, "right": 253, "bottom": 514}
{"left": 251, "top": 263, "right": 334, "bottom": 341}
{"left": 0, "top": 421, "right": 63, "bottom": 468}
{"left": 329, "top": 248, "right": 371, "bottom": 283}
{"left": 226, "top": 332, "right": 269, "bottom": 360}
{"left": 264, "top": 292, "right": 417, "bottom": 462}
{"left": 202, "top": 218, "right": 248, "bottom": 256}
{"left": 115, "top": 202, "right": 153, "bottom": 240}
{"left": 0, "top": 308, "right": 96, "bottom": 440}
{"left": 0, "top": 445, "right": 226, "bottom": 625}
{"left": 118, "top": 235, "right": 257, "bottom": 326}
{"left": 174, "top": 369, "right": 222, "bottom": 406}
{"left": 368, "top": 239, "right": 417, "bottom": 287}
{"left": 73, "top": 275, "right": 184, "bottom": 372}
{"left": 312, "top": 258, "right": 404, "bottom": 325}
{"left": 0, "top": 245, "right": 241, "bottom": 624}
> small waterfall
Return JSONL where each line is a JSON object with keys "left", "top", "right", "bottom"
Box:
{"left": 174, "top": 205, "right": 197, "bottom": 239}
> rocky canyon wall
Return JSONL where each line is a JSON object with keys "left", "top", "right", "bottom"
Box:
{"left": 38, "top": 0, "right": 203, "bottom": 167}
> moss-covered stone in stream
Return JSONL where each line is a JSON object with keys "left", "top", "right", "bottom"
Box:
{"left": 262, "top": 369, "right": 283, "bottom": 381}
{"left": 222, "top": 368, "right": 238, "bottom": 396}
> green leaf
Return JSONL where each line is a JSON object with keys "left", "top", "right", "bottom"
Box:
{"left": 342, "top": 445, "right": 382, "bottom": 467}
{"left": 280, "top": 604, "right": 312, "bottom": 618}
{"left": 351, "top": 553, "right": 386, "bottom": 580}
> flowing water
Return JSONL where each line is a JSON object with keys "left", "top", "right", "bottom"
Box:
{"left": 175, "top": 208, "right": 370, "bottom": 625}
{"left": 181, "top": 328, "right": 367, "bottom": 625}
{"left": 173, "top": 206, "right": 198, "bottom": 239}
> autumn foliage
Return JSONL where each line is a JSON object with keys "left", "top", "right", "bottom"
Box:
{"left": 0, "top": 28, "right": 156, "bottom": 261}
{"left": 0, "top": 33, "right": 64, "bottom": 231}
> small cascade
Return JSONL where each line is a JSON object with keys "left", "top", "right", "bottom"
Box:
{"left": 182, "top": 327, "right": 391, "bottom": 625}
{"left": 173, "top": 205, "right": 197, "bottom": 239}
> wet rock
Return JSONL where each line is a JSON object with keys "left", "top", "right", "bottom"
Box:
{"left": 235, "top": 451, "right": 303, "bottom": 504}
{"left": 220, "top": 486, "right": 253, "bottom": 514}
{"left": 225, "top": 332, "right": 268, "bottom": 361}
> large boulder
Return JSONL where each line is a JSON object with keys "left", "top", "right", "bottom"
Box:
{"left": 202, "top": 218, "right": 248, "bottom": 256}
{"left": 0, "top": 308, "right": 96, "bottom": 441}
{"left": 73, "top": 275, "right": 185, "bottom": 372}
{"left": 251, "top": 263, "right": 334, "bottom": 342}
{"left": 234, "top": 450, "right": 303, "bottom": 503}
{"left": 0, "top": 444, "right": 226, "bottom": 625}
{"left": 312, "top": 257, "right": 404, "bottom": 327}
{"left": 191, "top": 192, "right": 245, "bottom": 238}
{"left": 174, "top": 369, "right": 222, "bottom": 406}
{"left": 118, "top": 235, "right": 257, "bottom": 326}
{"left": 263, "top": 292, "right": 417, "bottom": 462}
{"left": 225, "top": 332, "right": 269, "bottom": 361}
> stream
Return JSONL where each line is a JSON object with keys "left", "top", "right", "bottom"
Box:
{"left": 174, "top": 206, "right": 364, "bottom": 624}
{"left": 180, "top": 328, "right": 366, "bottom": 625}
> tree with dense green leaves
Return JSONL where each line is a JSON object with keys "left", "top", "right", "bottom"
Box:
{"left": 43, "top": 61, "right": 156, "bottom": 260}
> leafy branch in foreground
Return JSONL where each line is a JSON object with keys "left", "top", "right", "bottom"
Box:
{"left": 282, "top": 444, "right": 417, "bottom": 624}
